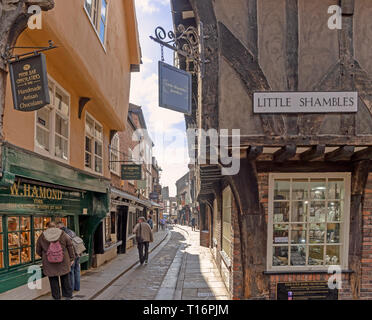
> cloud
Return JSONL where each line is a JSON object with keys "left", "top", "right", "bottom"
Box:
{"left": 135, "top": 0, "right": 170, "bottom": 14}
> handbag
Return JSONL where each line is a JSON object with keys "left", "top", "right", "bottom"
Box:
{"left": 136, "top": 222, "right": 143, "bottom": 244}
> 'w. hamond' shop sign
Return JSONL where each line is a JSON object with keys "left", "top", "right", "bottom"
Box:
{"left": 253, "top": 92, "right": 358, "bottom": 113}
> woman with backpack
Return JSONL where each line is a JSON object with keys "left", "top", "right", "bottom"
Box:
{"left": 36, "top": 221, "right": 75, "bottom": 300}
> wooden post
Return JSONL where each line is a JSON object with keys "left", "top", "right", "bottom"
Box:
{"left": 349, "top": 160, "right": 370, "bottom": 299}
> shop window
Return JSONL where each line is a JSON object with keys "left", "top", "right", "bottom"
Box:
{"left": 104, "top": 213, "right": 116, "bottom": 248}
{"left": 7, "top": 217, "right": 32, "bottom": 267}
{"left": 222, "top": 187, "right": 232, "bottom": 260}
{"left": 85, "top": 113, "right": 103, "bottom": 175}
{"left": 110, "top": 133, "right": 120, "bottom": 175}
{"left": 268, "top": 173, "right": 350, "bottom": 271}
{"left": 0, "top": 217, "right": 3, "bottom": 269}
{"left": 84, "top": 0, "right": 108, "bottom": 45}
{"left": 35, "top": 78, "right": 70, "bottom": 162}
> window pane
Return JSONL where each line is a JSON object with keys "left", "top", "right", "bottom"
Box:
{"left": 95, "top": 123, "right": 103, "bottom": 141}
{"left": 55, "top": 114, "right": 68, "bottom": 138}
{"left": 21, "top": 217, "right": 30, "bottom": 231}
{"left": 86, "top": 116, "right": 94, "bottom": 136}
{"left": 309, "top": 201, "right": 326, "bottom": 223}
{"left": 85, "top": 152, "right": 92, "bottom": 168}
{"left": 310, "top": 179, "right": 326, "bottom": 200}
{"left": 274, "top": 180, "right": 290, "bottom": 200}
{"left": 326, "top": 246, "right": 340, "bottom": 265}
{"left": 101, "top": 0, "right": 107, "bottom": 22}
{"left": 0, "top": 216, "right": 2, "bottom": 233}
{"left": 327, "top": 223, "right": 341, "bottom": 243}
{"left": 95, "top": 141, "right": 102, "bottom": 157}
{"left": 291, "top": 224, "right": 306, "bottom": 244}
{"left": 35, "top": 230, "right": 42, "bottom": 259}
{"left": 291, "top": 201, "right": 307, "bottom": 222}
{"left": 86, "top": 136, "right": 92, "bottom": 153}
{"left": 37, "top": 108, "right": 50, "bottom": 129}
{"left": 308, "top": 246, "right": 324, "bottom": 265}
{"left": 21, "top": 247, "right": 31, "bottom": 263}
{"left": 328, "top": 179, "right": 344, "bottom": 200}
{"left": 290, "top": 245, "right": 306, "bottom": 266}
{"left": 55, "top": 136, "right": 68, "bottom": 160}
{"left": 34, "top": 217, "right": 43, "bottom": 229}
{"left": 43, "top": 217, "right": 51, "bottom": 228}
{"left": 273, "top": 202, "right": 289, "bottom": 222}
{"left": 8, "top": 217, "right": 19, "bottom": 231}
{"left": 273, "top": 246, "right": 288, "bottom": 266}
{"left": 0, "top": 233, "right": 3, "bottom": 251}
{"left": 328, "top": 201, "right": 342, "bottom": 222}
{"left": 0, "top": 252, "right": 3, "bottom": 269}
{"left": 36, "top": 127, "right": 50, "bottom": 151}
{"left": 85, "top": 0, "right": 93, "bottom": 15}
{"left": 292, "top": 179, "right": 308, "bottom": 200}
{"left": 21, "top": 231, "right": 31, "bottom": 247}
{"left": 9, "top": 249, "right": 20, "bottom": 266}
{"left": 309, "top": 223, "right": 326, "bottom": 244}
{"left": 99, "top": 21, "right": 105, "bottom": 43}
{"left": 55, "top": 91, "right": 69, "bottom": 117}
{"left": 8, "top": 233, "right": 20, "bottom": 248}
{"left": 95, "top": 156, "right": 103, "bottom": 173}
{"left": 273, "top": 224, "right": 288, "bottom": 244}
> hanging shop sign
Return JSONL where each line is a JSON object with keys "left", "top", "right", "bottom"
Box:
{"left": 159, "top": 61, "right": 192, "bottom": 115}
{"left": 253, "top": 92, "right": 358, "bottom": 114}
{"left": 149, "top": 192, "right": 159, "bottom": 200}
{"left": 154, "top": 184, "right": 162, "bottom": 194}
{"left": 121, "top": 164, "right": 142, "bottom": 180}
{"left": 277, "top": 281, "right": 338, "bottom": 300}
{"left": 9, "top": 53, "right": 50, "bottom": 112}
{"left": 137, "top": 179, "right": 147, "bottom": 189}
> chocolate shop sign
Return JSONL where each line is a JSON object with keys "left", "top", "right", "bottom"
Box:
{"left": 9, "top": 53, "right": 50, "bottom": 112}
{"left": 253, "top": 92, "right": 358, "bottom": 113}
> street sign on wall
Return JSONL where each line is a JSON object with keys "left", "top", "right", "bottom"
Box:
{"left": 9, "top": 53, "right": 50, "bottom": 112}
{"left": 159, "top": 61, "right": 192, "bottom": 114}
{"left": 253, "top": 92, "right": 358, "bottom": 113}
{"left": 121, "top": 164, "right": 142, "bottom": 180}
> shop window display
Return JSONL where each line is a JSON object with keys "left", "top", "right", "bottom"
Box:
{"left": 270, "top": 175, "right": 348, "bottom": 269}
{"left": 8, "top": 216, "right": 31, "bottom": 266}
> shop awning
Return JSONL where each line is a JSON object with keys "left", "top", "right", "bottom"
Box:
{"left": 110, "top": 187, "right": 151, "bottom": 208}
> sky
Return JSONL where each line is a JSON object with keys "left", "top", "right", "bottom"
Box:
{"left": 130, "top": 0, "right": 189, "bottom": 196}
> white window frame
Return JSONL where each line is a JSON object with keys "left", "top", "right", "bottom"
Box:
{"left": 110, "top": 133, "right": 120, "bottom": 175}
{"left": 83, "top": 0, "right": 109, "bottom": 50}
{"left": 84, "top": 112, "right": 104, "bottom": 176}
{"left": 34, "top": 75, "right": 70, "bottom": 164}
{"left": 267, "top": 172, "right": 351, "bottom": 272}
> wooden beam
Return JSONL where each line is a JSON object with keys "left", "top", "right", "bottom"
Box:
{"left": 247, "top": 146, "right": 263, "bottom": 160}
{"left": 325, "top": 146, "right": 355, "bottom": 161}
{"left": 300, "top": 145, "right": 325, "bottom": 161}
{"left": 273, "top": 145, "right": 297, "bottom": 163}
{"left": 352, "top": 147, "right": 372, "bottom": 162}
{"left": 256, "top": 161, "right": 352, "bottom": 173}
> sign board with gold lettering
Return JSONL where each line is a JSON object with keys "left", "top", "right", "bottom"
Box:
{"left": 277, "top": 281, "right": 338, "bottom": 300}
{"left": 121, "top": 164, "right": 142, "bottom": 180}
{"left": 9, "top": 53, "right": 50, "bottom": 112}
{"left": 159, "top": 61, "right": 192, "bottom": 114}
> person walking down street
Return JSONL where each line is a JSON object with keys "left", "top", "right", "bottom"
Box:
{"left": 147, "top": 214, "right": 154, "bottom": 229}
{"left": 191, "top": 217, "right": 196, "bottom": 231}
{"left": 56, "top": 221, "right": 81, "bottom": 292}
{"left": 133, "top": 217, "right": 154, "bottom": 265}
{"left": 36, "top": 221, "right": 75, "bottom": 300}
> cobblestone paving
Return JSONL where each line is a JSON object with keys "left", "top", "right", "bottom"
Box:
{"left": 96, "top": 230, "right": 187, "bottom": 300}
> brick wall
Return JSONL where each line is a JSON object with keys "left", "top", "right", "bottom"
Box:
{"left": 360, "top": 173, "right": 372, "bottom": 299}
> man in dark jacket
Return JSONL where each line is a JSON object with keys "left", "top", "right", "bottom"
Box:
{"left": 133, "top": 217, "right": 154, "bottom": 265}
{"left": 147, "top": 214, "right": 153, "bottom": 229}
{"left": 36, "top": 221, "right": 75, "bottom": 300}
{"left": 56, "top": 221, "right": 81, "bottom": 292}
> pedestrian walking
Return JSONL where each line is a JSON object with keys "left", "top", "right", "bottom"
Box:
{"left": 191, "top": 217, "right": 196, "bottom": 231}
{"left": 147, "top": 214, "right": 154, "bottom": 229}
{"left": 56, "top": 221, "right": 85, "bottom": 292}
{"left": 36, "top": 221, "right": 75, "bottom": 300}
{"left": 133, "top": 217, "right": 154, "bottom": 265}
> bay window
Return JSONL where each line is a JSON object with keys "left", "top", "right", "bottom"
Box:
{"left": 85, "top": 113, "right": 103, "bottom": 175}
{"left": 110, "top": 133, "right": 120, "bottom": 175}
{"left": 268, "top": 173, "right": 351, "bottom": 271}
{"left": 84, "top": 0, "right": 108, "bottom": 45}
{"left": 35, "top": 78, "right": 70, "bottom": 162}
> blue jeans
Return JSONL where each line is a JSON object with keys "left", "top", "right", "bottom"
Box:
{"left": 70, "top": 257, "right": 80, "bottom": 291}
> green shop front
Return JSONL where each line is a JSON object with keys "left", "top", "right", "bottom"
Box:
{"left": 0, "top": 143, "right": 109, "bottom": 295}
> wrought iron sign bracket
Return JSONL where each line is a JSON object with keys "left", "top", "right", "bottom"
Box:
{"left": 2, "top": 40, "right": 57, "bottom": 64}
{"left": 150, "top": 22, "right": 209, "bottom": 77}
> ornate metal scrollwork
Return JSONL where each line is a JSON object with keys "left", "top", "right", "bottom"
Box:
{"left": 150, "top": 24, "right": 205, "bottom": 75}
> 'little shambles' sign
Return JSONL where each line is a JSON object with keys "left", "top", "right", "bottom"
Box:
{"left": 9, "top": 53, "right": 50, "bottom": 112}
{"left": 121, "top": 164, "right": 142, "bottom": 180}
{"left": 254, "top": 92, "right": 358, "bottom": 113}
{"left": 159, "top": 61, "right": 192, "bottom": 115}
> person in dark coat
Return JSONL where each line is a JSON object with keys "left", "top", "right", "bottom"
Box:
{"left": 133, "top": 217, "right": 154, "bottom": 265}
{"left": 191, "top": 217, "right": 196, "bottom": 231}
{"left": 36, "top": 221, "right": 75, "bottom": 300}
